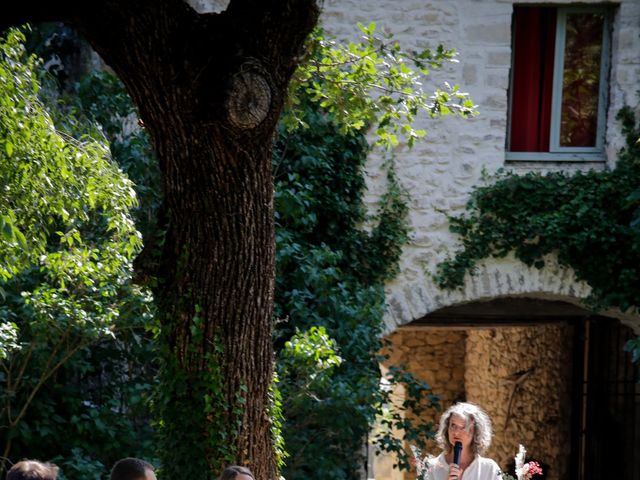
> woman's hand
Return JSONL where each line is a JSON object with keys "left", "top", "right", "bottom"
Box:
{"left": 448, "top": 463, "right": 463, "bottom": 480}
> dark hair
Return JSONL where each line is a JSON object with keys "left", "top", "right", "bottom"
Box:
{"left": 110, "top": 458, "right": 155, "bottom": 480}
{"left": 219, "top": 465, "right": 254, "bottom": 480}
{"left": 7, "top": 460, "right": 59, "bottom": 480}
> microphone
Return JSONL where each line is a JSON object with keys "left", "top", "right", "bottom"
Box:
{"left": 453, "top": 441, "right": 463, "bottom": 467}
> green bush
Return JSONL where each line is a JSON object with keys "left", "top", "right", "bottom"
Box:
{"left": 0, "top": 27, "right": 157, "bottom": 479}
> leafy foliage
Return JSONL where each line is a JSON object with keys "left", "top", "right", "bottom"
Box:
{"left": 0, "top": 27, "right": 157, "bottom": 478}
{"left": 0, "top": 29, "right": 140, "bottom": 286}
{"left": 435, "top": 106, "right": 640, "bottom": 356}
{"left": 284, "top": 23, "right": 476, "bottom": 150}
{"left": 0, "top": 18, "right": 466, "bottom": 479}
{"left": 274, "top": 99, "right": 440, "bottom": 480}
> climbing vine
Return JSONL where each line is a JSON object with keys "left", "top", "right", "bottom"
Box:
{"left": 156, "top": 310, "right": 244, "bottom": 478}
{"left": 436, "top": 106, "right": 640, "bottom": 352}
{"left": 274, "top": 98, "right": 440, "bottom": 479}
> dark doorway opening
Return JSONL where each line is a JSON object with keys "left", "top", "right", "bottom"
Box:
{"left": 572, "top": 317, "right": 640, "bottom": 480}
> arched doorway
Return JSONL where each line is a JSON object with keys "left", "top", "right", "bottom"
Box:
{"left": 372, "top": 297, "right": 639, "bottom": 480}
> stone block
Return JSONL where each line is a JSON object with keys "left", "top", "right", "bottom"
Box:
{"left": 487, "top": 49, "right": 512, "bottom": 67}
{"left": 463, "top": 64, "right": 478, "bottom": 84}
{"left": 486, "top": 72, "right": 510, "bottom": 89}
{"left": 464, "top": 23, "right": 511, "bottom": 45}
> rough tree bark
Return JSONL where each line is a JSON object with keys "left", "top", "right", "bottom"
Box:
{"left": 1, "top": 1, "right": 319, "bottom": 478}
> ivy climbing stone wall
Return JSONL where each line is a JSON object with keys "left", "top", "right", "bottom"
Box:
{"left": 318, "top": 0, "right": 640, "bottom": 332}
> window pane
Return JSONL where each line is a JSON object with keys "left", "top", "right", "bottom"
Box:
{"left": 559, "top": 13, "right": 604, "bottom": 147}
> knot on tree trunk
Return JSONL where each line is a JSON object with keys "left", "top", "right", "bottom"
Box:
{"left": 226, "top": 61, "right": 272, "bottom": 130}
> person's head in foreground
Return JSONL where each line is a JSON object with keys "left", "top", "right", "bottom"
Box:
{"left": 219, "top": 465, "right": 255, "bottom": 480}
{"left": 435, "top": 401, "right": 493, "bottom": 456}
{"left": 7, "top": 460, "right": 59, "bottom": 480}
{"left": 110, "top": 458, "right": 156, "bottom": 480}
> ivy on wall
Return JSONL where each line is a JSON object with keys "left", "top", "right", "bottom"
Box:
{"left": 436, "top": 106, "right": 640, "bottom": 354}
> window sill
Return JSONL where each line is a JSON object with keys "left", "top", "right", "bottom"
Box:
{"left": 506, "top": 151, "right": 606, "bottom": 162}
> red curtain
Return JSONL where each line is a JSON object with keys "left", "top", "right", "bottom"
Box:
{"left": 510, "top": 7, "right": 556, "bottom": 152}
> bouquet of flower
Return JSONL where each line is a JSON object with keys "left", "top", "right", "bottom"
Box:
{"left": 410, "top": 444, "right": 435, "bottom": 480}
{"left": 500, "top": 444, "right": 543, "bottom": 480}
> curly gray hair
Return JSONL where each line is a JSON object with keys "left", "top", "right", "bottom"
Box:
{"left": 435, "top": 402, "right": 493, "bottom": 455}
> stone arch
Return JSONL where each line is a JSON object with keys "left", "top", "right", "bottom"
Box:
{"left": 383, "top": 254, "right": 640, "bottom": 334}
{"left": 375, "top": 257, "right": 640, "bottom": 480}
{"left": 377, "top": 300, "right": 639, "bottom": 480}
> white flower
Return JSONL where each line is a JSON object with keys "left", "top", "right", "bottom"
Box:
{"left": 514, "top": 444, "right": 526, "bottom": 480}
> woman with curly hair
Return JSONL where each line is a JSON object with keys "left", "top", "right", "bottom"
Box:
{"left": 427, "top": 402, "right": 501, "bottom": 480}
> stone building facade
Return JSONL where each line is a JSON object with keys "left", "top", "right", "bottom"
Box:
{"left": 316, "top": 1, "right": 640, "bottom": 480}
{"left": 319, "top": 0, "right": 640, "bottom": 331}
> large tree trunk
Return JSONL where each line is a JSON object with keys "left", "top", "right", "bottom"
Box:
{"left": 1, "top": 1, "right": 319, "bottom": 478}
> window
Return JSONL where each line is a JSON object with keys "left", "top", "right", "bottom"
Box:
{"left": 507, "top": 6, "right": 611, "bottom": 162}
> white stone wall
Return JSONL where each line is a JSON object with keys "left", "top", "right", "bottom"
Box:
{"left": 318, "top": 0, "right": 640, "bottom": 330}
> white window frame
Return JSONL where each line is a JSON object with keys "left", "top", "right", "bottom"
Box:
{"left": 506, "top": 6, "right": 612, "bottom": 163}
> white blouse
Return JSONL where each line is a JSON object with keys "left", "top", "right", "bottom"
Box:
{"left": 425, "top": 453, "right": 502, "bottom": 480}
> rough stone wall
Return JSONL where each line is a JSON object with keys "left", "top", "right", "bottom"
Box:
{"left": 318, "top": 0, "right": 640, "bottom": 332}
{"left": 384, "top": 329, "right": 467, "bottom": 408}
{"left": 465, "top": 324, "right": 574, "bottom": 480}
{"left": 380, "top": 328, "right": 467, "bottom": 479}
